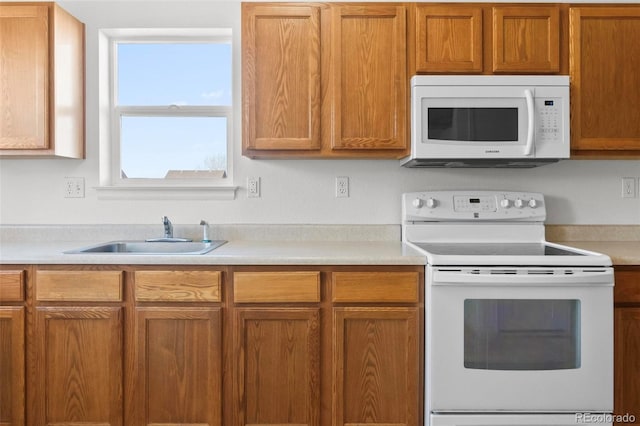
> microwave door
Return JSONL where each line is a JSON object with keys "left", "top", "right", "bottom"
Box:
{"left": 415, "top": 86, "right": 534, "bottom": 158}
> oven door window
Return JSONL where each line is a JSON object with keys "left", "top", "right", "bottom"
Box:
{"left": 464, "top": 299, "right": 580, "bottom": 370}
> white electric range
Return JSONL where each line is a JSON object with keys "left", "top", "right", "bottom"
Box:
{"left": 402, "top": 190, "right": 614, "bottom": 426}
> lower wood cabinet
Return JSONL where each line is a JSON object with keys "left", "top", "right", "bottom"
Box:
{"left": 131, "top": 307, "right": 222, "bottom": 426}
{"left": 234, "top": 308, "right": 321, "bottom": 426}
{"left": 15, "top": 265, "right": 422, "bottom": 426}
{"left": 33, "top": 306, "right": 123, "bottom": 426}
{"left": 0, "top": 306, "right": 25, "bottom": 426}
{"left": 0, "top": 268, "right": 26, "bottom": 426}
{"left": 333, "top": 308, "right": 419, "bottom": 426}
{"left": 614, "top": 268, "right": 640, "bottom": 423}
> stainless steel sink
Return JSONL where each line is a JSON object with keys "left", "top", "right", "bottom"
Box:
{"left": 64, "top": 240, "right": 227, "bottom": 255}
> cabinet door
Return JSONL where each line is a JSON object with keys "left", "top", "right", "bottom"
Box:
{"left": 0, "top": 307, "right": 25, "bottom": 426}
{"left": 570, "top": 7, "right": 640, "bottom": 152}
{"left": 132, "top": 307, "right": 222, "bottom": 426}
{"left": 414, "top": 5, "right": 482, "bottom": 73}
{"left": 234, "top": 308, "right": 320, "bottom": 426}
{"left": 242, "top": 4, "right": 321, "bottom": 152}
{"left": 0, "top": 5, "right": 49, "bottom": 150}
{"left": 333, "top": 308, "right": 419, "bottom": 426}
{"left": 493, "top": 6, "right": 560, "bottom": 73}
{"left": 328, "top": 5, "right": 407, "bottom": 151}
{"left": 33, "top": 307, "right": 123, "bottom": 426}
{"left": 615, "top": 307, "right": 640, "bottom": 422}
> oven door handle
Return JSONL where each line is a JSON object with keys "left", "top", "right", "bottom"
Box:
{"left": 432, "top": 269, "right": 613, "bottom": 286}
{"left": 523, "top": 89, "right": 535, "bottom": 156}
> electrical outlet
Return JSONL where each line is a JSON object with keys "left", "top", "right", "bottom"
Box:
{"left": 622, "top": 177, "right": 637, "bottom": 198}
{"left": 247, "top": 176, "right": 260, "bottom": 198}
{"left": 336, "top": 176, "right": 349, "bottom": 198}
{"left": 64, "top": 177, "right": 85, "bottom": 198}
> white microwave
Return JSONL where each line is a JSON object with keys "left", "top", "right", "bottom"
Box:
{"left": 401, "top": 75, "right": 570, "bottom": 168}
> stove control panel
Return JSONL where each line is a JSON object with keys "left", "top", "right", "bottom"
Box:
{"left": 403, "top": 190, "right": 546, "bottom": 222}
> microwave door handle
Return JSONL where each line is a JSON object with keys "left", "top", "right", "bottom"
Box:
{"left": 524, "top": 89, "right": 535, "bottom": 156}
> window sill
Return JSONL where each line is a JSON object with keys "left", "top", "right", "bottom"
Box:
{"left": 95, "top": 185, "right": 238, "bottom": 200}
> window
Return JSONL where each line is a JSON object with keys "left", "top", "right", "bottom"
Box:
{"left": 99, "top": 29, "right": 235, "bottom": 198}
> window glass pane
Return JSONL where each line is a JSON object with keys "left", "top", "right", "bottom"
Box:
{"left": 464, "top": 299, "right": 580, "bottom": 370}
{"left": 120, "top": 116, "right": 227, "bottom": 179}
{"left": 117, "top": 43, "right": 231, "bottom": 106}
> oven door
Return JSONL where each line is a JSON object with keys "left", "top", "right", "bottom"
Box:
{"left": 427, "top": 266, "right": 613, "bottom": 413}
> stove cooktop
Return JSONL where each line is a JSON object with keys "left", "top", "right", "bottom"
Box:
{"left": 412, "top": 242, "right": 585, "bottom": 257}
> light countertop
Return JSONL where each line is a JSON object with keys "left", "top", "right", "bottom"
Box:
{"left": 0, "top": 239, "right": 427, "bottom": 266}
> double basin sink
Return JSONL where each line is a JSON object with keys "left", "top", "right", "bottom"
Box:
{"left": 65, "top": 240, "right": 227, "bottom": 255}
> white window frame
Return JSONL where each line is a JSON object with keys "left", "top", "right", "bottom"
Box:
{"left": 98, "top": 28, "right": 236, "bottom": 199}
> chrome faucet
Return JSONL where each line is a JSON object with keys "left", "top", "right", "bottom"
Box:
{"left": 162, "top": 216, "right": 173, "bottom": 238}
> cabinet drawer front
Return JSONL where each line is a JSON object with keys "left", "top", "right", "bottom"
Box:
{"left": 135, "top": 270, "right": 221, "bottom": 302}
{"left": 0, "top": 270, "right": 25, "bottom": 302}
{"left": 332, "top": 272, "right": 419, "bottom": 303}
{"left": 36, "top": 270, "right": 123, "bottom": 302}
{"left": 234, "top": 271, "right": 320, "bottom": 303}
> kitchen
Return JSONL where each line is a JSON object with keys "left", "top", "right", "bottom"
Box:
{"left": 1, "top": 1, "right": 639, "bottom": 426}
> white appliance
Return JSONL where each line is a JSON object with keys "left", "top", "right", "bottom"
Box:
{"left": 401, "top": 76, "right": 570, "bottom": 168}
{"left": 402, "top": 190, "right": 614, "bottom": 426}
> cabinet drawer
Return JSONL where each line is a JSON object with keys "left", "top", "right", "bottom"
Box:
{"left": 234, "top": 271, "right": 320, "bottom": 303}
{"left": 615, "top": 271, "right": 640, "bottom": 304}
{"left": 0, "top": 270, "right": 25, "bottom": 302}
{"left": 36, "top": 270, "right": 123, "bottom": 302}
{"left": 332, "top": 272, "right": 419, "bottom": 303}
{"left": 135, "top": 270, "right": 221, "bottom": 302}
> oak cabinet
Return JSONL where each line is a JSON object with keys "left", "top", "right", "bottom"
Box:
{"left": 413, "top": 5, "right": 483, "bottom": 73}
{"left": 242, "top": 3, "right": 409, "bottom": 158}
{"left": 32, "top": 269, "right": 124, "bottom": 426}
{"left": 11, "top": 264, "right": 422, "bottom": 426}
{"left": 332, "top": 271, "right": 421, "bottom": 426}
{"left": 242, "top": 4, "right": 321, "bottom": 152}
{"left": 232, "top": 271, "right": 321, "bottom": 426}
{"left": 131, "top": 307, "right": 222, "bottom": 426}
{"left": 0, "top": 269, "right": 26, "bottom": 426}
{"left": 614, "top": 268, "right": 640, "bottom": 423}
{"left": 411, "top": 4, "right": 562, "bottom": 75}
{"left": 569, "top": 7, "right": 640, "bottom": 155}
{"left": 130, "top": 269, "right": 223, "bottom": 426}
{"left": 0, "top": 2, "right": 84, "bottom": 158}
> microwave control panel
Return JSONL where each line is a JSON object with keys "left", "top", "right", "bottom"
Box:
{"left": 403, "top": 190, "right": 546, "bottom": 222}
{"left": 536, "top": 98, "right": 562, "bottom": 143}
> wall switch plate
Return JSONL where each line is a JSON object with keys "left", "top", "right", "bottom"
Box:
{"left": 336, "top": 176, "right": 349, "bottom": 198}
{"left": 622, "top": 177, "right": 637, "bottom": 198}
{"left": 64, "top": 177, "right": 85, "bottom": 198}
{"left": 247, "top": 176, "right": 260, "bottom": 198}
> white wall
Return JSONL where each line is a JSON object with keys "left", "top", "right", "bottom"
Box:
{"left": 1, "top": 1, "right": 639, "bottom": 226}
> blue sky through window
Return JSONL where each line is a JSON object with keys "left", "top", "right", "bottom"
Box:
{"left": 116, "top": 42, "right": 231, "bottom": 179}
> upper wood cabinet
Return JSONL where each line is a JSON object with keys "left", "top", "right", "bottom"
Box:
{"left": 327, "top": 4, "right": 407, "bottom": 152}
{"left": 242, "top": 4, "right": 321, "bottom": 152}
{"left": 569, "top": 6, "right": 640, "bottom": 155}
{"left": 493, "top": 6, "right": 560, "bottom": 73}
{"left": 411, "top": 4, "right": 564, "bottom": 75}
{"left": 242, "top": 2, "right": 409, "bottom": 158}
{"left": 0, "top": 3, "right": 85, "bottom": 158}
{"left": 413, "top": 5, "right": 483, "bottom": 73}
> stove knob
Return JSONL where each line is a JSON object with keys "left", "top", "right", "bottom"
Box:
{"left": 426, "top": 197, "right": 437, "bottom": 209}
{"left": 528, "top": 199, "right": 539, "bottom": 208}
{"left": 514, "top": 198, "right": 524, "bottom": 209}
{"left": 412, "top": 198, "right": 424, "bottom": 208}
{"left": 500, "top": 199, "right": 511, "bottom": 209}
